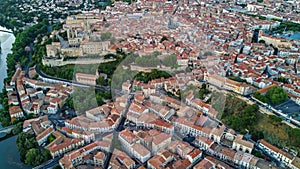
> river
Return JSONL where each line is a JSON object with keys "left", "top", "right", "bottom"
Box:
{"left": 0, "top": 135, "right": 31, "bottom": 169}
{"left": 0, "top": 49, "right": 9, "bottom": 91}
{"left": 281, "top": 32, "right": 300, "bottom": 40}
{"left": 0, "top": 27, "right": 15, "bottom": 91}
{"left": 0, "top": 28, "right": 15, "bottom": 110}
{"left": 0, "top": 27, "right": 30, "bottom": 169}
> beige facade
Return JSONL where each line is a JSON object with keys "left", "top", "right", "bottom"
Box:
{"left": 46, "top": 41, "right": 110, "bottom": 57}
{"left": 61, "top": 47, "right": 83, "bottom": 57}
{"left": 81, "top": 41, "right": 110, "bottom": 55}
{"left": 46, "top": 42, "right": 61, "bottom": 57}
{"left": 258, "top": 31, "right": 292, "bottom": 48}
{"left": 75, "top": 73, "right": 98, "bottom": 86}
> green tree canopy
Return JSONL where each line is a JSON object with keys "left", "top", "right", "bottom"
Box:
{"left": 17, "top": 132, "right": 38, "bottom": 162}
{"left": 96, "top": 77, "right": 106, "bottom": 86}
{"left": 265, "top": 86, "right": 288, "bottom": 105}
{"left": 25, "top": 148, "right": 51, "bottom": 166}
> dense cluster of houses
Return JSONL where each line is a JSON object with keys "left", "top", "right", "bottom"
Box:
{"left": 13, "top": 0, "right": 300, "bottom": 168}
{"left": 45, "top": 0, "right": 300, "bottom": 103}
{"left": 6, "top": 63, "right": 73, "bottom": 121}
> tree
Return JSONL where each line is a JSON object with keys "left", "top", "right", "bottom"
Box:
{"left": 25, "top": 148, "right": 40, "bottom": 166}
{"left": 121, "top": 53, "right": 136, "bottom": 66}
{"left": 25, "top": 148, "right": 51, "bottom": 166}
{"left": 72, "top": 87, "right": 99, "bottom": 114}
{"left": 152, "top": 51, "right": 161, "bottom": 57}
{"left": 258, "top": 39, "right": 265, "bottom": 44}
{"left": 203, "top": 51, "right": 213, "bottom": 56}
{"left": 12, "top": 122, "right": 23, "bottom": 135}
{"left": 201, "top": 83, "right": 207, "bottom": 89}
{"left": 221, "top": 95, "right": 259, "bottom": 132}
{"left": 276, "top": 76, "right": 288, "bottom": 83}
{"left": 251, "top": 130, "right": 264, "bottom": 141}
{"left": 269, "top": 115, "right": 282, "bottom": 123}
{"left": 47, "top": 134, "right": 56, "bottom": 144}
{"left": 65, "top": 97, "right": 74, "bottom": 111}
{"left": 17, "top": 132, "right": 38, "bottom": 161}
{"left": 265, "top": 86, "right": 288, "bottom": 105}
{"left": 135, "top": 69, "right": 171, "bottom": 83}
{"left": 110, "top": 37, "right": 116, "bottom": 44}
{"left": 253, "top": 92, "right": 268, "bottom": 103}
{"left": 96, "top": 77, "right": 106, "bottom": 86}
{"left": 199, "top": 84, "right": 210, "bottom": 100}
{"left": 160, "top": 36, "right": 168, "bottom": 43}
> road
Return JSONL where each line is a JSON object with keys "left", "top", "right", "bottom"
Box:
{"left": 24, "top": 43, "right": 33, "bottom": 78}
{"left": 248, "top": 96, "right": 300, "bottom": 128}
{"left": 35, "top": 64, "right": 110, "bottom": 92}
{"left": 14, "top": 79, "right": 26, "bottom": 115}
{"left": 47, "top": 105, "right": 72, "bottom": 129}
{"left": 0, "top": 125, "right": 15, "bottom": 134}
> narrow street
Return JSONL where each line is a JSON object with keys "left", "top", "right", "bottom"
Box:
{"left": 103, "top": 92, "right": 133, "bottom": 169}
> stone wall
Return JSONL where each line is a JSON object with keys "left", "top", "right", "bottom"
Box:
{"left": 42, "top": 58, "right": 116, "bottom": 66}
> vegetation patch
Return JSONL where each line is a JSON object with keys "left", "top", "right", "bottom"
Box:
{"left": 253, "top": 86, "right": 288, "bottom": 105}
{"left": 135, "top": 69, "right": 172, "bottom": 83}
{"left": 215, "top": 94, "right": 300, "bottom": 156}
{"left": 17, "top": 133, "right": 51, "bottom": 167}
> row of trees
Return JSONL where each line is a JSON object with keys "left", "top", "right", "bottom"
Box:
{"left": 271, "top": 21, "right": 300, "bottom": 34}
{"left": 253, "top": 86, "right": 288, "bottom": 105}
{"left": 39, "top": 64, "right": 75, "bottom": 80}
{"left": 135, "top": 69, "right": 172, "bottom": 83}
{"left": 0, "top": 88, "right": 10, "bottom": 127}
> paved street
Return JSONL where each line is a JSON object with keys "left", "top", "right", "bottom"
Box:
{"left": 103, "top": 91, "right": 133, "bottom": 169}
{"left": 275, "top": 99, "right": 300, "bottom": 119}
